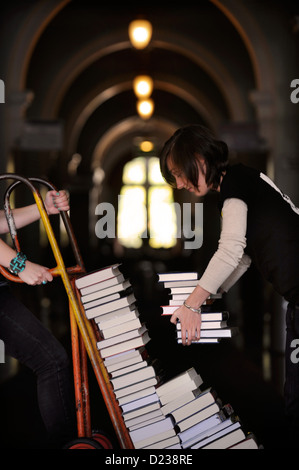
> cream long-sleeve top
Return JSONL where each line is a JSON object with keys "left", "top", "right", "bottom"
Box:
{"left": 198, "top": 198, "right": 252, "bottom": 294}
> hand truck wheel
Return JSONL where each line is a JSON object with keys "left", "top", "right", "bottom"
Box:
{"left": 92, "top": 430, "right": 114, "bottom": 449}
{"left": 63, "top": 437, "right": 105, "bottom": 449}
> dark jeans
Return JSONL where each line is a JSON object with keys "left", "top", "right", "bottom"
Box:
{"left": 0, "top": 286, "right": 76, "bottom": 447}
{"left": 285, "top": 302, "right": 299, "bottom": 447}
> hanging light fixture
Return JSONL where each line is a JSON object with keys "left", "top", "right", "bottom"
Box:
{"left": 136, "top": 98, "right": 154, "bottom": 120}
{"left": 140, "top": 140, "right": 154, "bottom": 153}
{"left": 128, "top": 19, "right": 152, "bottom": 49}
{"left": 133, "top": 75, "right": 154, "bottom": 99}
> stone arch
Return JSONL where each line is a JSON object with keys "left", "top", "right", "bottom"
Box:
{"left": 40, "top": 34, "right": 249, "bottom": 122}
{"left": 65, "top": 78, "right": 226, "bottom": 158}
{"left": 6, "top": 0, "right": 70, "bottom": 91}
{"left": 211, "top": 0, "right": 276, "bottom": 93}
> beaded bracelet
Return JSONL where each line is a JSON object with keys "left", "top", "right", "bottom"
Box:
{"left": 9, "top": 252, "right": 27, "bottom": 274}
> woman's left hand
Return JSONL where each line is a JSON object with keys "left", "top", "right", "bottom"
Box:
{"left": 18, "top": 260, "right": 53, "bottom": 286}
{"left": 44, "top": 190, "right": 70, "bottom": 215}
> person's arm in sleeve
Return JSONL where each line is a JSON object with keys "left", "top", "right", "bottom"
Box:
{"left": 0, "top": 190, "right": 70, "bottom": 285}
{"left": 219, "top": 252, "right": 252, "bottom": 293}
{"left": 171, "top": 198, "right": 249, "bottom": 345}
{"left": 0, "top": 238, "right": 53, "bottom": 285}
{"left": 0, "top": 190, "right": 69, "bottom": 234}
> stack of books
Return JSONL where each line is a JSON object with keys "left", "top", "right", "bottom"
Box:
{"left": 75, "top": 265, "right": 258, "bottom": 449}
{"left": 75, "top": 264, "right": 151, "bottom": 358}
{"left": 127, "top": 367, "right": 203, "bottom": 449}
{"left": 104, "top": 348, "right": 167, "bottom": 437}
{"left": 127, "top": 366, "right": 259, "bottom": 449}
{"left": 75, "top": 264, "right": 177, "bottom": 448}
{"left": 158, "top": 271, "right": 238, "bottom": 343}
{"left": 157, "top": 370, "right": 258, "bottom": 449}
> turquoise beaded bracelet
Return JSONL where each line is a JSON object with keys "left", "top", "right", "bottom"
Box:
{"left": 9, "top": 252, "right": 27, "bottom": 274}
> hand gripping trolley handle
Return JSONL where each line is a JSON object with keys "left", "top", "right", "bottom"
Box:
{"left": 0, "top": 174, "right": 134, "bottom": 449}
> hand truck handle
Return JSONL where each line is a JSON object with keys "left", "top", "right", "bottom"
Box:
{"left": 0, "top": 173, "right": 85, "bottom": 282}
{"left": 0, "top": 174, "right": 134, "bottom": 448}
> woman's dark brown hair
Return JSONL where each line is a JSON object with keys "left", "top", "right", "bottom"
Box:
{"left": 159, "top": 125, "right": 229, "bottom": 190}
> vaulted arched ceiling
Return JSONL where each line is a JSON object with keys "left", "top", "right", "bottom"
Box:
{"left": 22, "top": 0, "right": 258, "bottom": 182}
{"left": 3, "top": 0, "right": 297, "bottom": 188}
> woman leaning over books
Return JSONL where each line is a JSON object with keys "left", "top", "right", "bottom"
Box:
{"left": 159, "top": 124, "right": 299, "bottom": 447}
{"left": 0, "top": 189, "right": 76, "bottom": 447}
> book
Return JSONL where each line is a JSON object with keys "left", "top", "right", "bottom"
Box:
{"left": 85, "top": 293, "right": 136, "bottom": 319}
{"left": 158, "top": 375, "right": 204, "bottom": 406}
{"left": 105, "top": 347, "right": 148, "bottom": 373}
{"left": 229, "top": 433, "right": 259, "bottom": 449}
{"left": 157, "top": 272, "right": 198, "bottom": 282}
{"left": 168, "top": 287, "right": 195, "bottom": 294}
{"left": 112, "top": 356, "right": 161, "bottom": 379}
{"left": 97, "top": 324, "right": 147, "bottom": 350}
{"left": 113, "top": 376, "right": 159, "bottom": 399}
{"left": 128, "top": 415, "right": 165, "bottom": 432}
{"left": 156, "top": 368, "right": 201, "bottom": 398}
{"left": 98, "top": 316, "right": 144, "bottom": 340}
{"left": 177, "top": 321, "right": 227, "bottom": 330}
{"left": 142, "top": 435, "right": 181, "bottom": 449}
{"left": 180, "top": 415, "right": 238, "bottom": 449}
{"left": 101, "top": 317, "right": 143, "bottom": 340}
{"left": 176, "top": 401, "right": 222, "bottom": 432}
{"left": 177, "top": 338, "right": 220, "bottom": 344}
{"left": 117, "top": 385, "right": 157, "bottom": 406}
{"left": 97, "top": 330, "right": 151, "bottom": 359}
{"left": 123, "top": 401, "right": 162, "bottom": 423}
{"left": 168, "top": 297, "right": 222, "bottom": 305}
{"left": 169, "top": 297, "right": 187, "bottom": 304}
{"left": 121, "top": 392, "right": 160, "bottom": 414}
{"left": 190, "top": 421, "right": 242, "bottom": 449}
{"left": 166, "top": 443, "right": 182, "bottom": 449}
{"left": 134, "top": 427, "right": 178, "bottom": 449}
{"left": 198, "top": 427, "right": 246, "bottom": 449}
{"left": 83, "top": 290, "right": 130, "bottom": 310}
{"left": 178, "top": 410, "right": 228, "bottom": 446}
{"left": 161, "top": 387, "right": 203, "bottom": 416}
{"left": 95, "top": 307, "right": 139, "bottom": 328}
{"left": 79, "top": 273, "right": 125, "bottom": 296}
{"left": 103, "top": 347, "right": 145, "bottom": 368}
{"left": 168, "top": 388, "right": 218, "bottom": 423}
{"left": 177, "top": 327, "right": 239, "bottom": 339}
{"left": 162, "top": 280, "right": 200, "bottom": 288}
{"left": 109, "top": 359, "right": 147, "bottom": 378}
{"left": 75, "top": 264, "right": 122, "bottom": 289}
{"left": 81, "top": 279, "right": 131, "bottom": 304}
{"left": 125, "top": 409, "right": 164, "bottom": 431}
{"left": 129, "top": 416, "right": 176, "bottom": 448}
{"left": 110, "top": 362, "right": 157, "bottom": 391}
{"left": 161, "top": 307, "right": 229, "bottom": 321}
